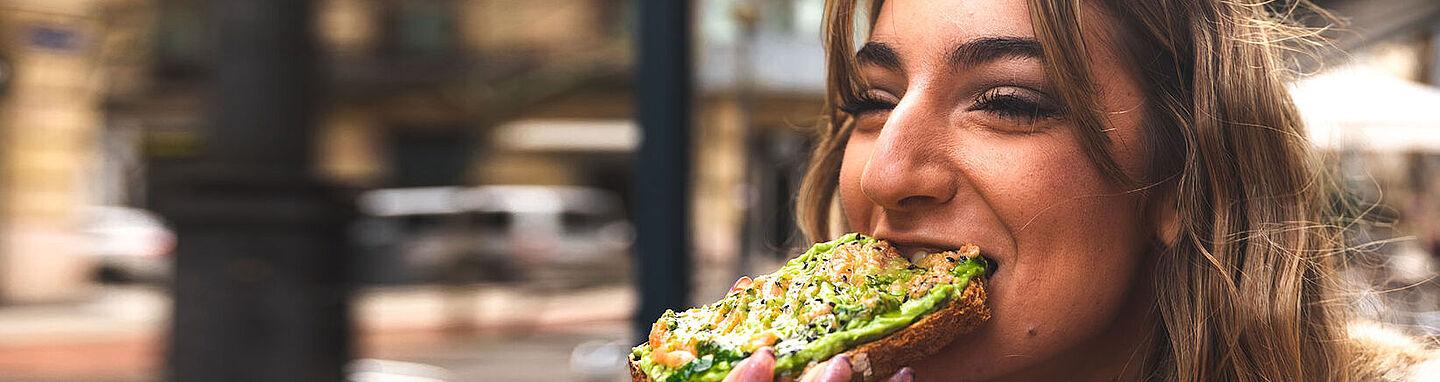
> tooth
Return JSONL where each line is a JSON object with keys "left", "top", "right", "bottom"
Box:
{"left": 910, "top": 250, "right": 927, "bottom": 262}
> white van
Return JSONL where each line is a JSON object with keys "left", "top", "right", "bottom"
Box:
{"left": 352, "top": 185, "right": 633, "bottom": 286}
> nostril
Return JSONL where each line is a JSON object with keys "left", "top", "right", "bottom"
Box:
{"left": 897, "top": 195, "right": 936, "bottom": 207}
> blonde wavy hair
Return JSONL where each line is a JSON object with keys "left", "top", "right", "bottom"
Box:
{"left": 797, "top": 0, "right": 1354, "bottom": 380}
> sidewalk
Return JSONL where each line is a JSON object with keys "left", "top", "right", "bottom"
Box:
{"left": 0, "top": 283, "right": 635, "bottom": 382}
{"left": 0, "top": 286, "right": 167, "bottom": 381}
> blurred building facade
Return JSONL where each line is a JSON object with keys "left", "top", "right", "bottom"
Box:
{"left": 312, "top": 0, "right": 632, "bottom": 190}
{"left": 0, "top": 0, "right": 105, "bottom": 302}
{"left": 0, "top": 0, "right": 827, "bottom": 303}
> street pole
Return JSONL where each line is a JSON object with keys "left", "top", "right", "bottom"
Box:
{"left": 158, "top": 0, "right": 351, "bottom": 381}
{"left": 633, "top": 0, "right": 694, "bottom": 342}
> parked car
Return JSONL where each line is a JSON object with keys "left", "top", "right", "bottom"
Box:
{"left": 81, "top": 206, "right": 176, "bottom": 284}
{"left": 352, "top": 185, "right": 633, "bottom": 287}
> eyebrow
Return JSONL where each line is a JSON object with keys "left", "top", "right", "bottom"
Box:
{"left": 855, "top": 42, "right": 902, "bottom": 72}
{"left": 947, "top": 36, "right": 1044, "bottom": 67}
{"left": 854, "top": 36, "right": 1044, "bottom": 72}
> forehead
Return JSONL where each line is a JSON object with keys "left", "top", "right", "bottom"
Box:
{"left": 870, "top": 0, "right": 1036, "bottom": 48}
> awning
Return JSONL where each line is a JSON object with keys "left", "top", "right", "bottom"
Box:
{"left": 1290, "top": 66, "right": 1440, "bottom": 153}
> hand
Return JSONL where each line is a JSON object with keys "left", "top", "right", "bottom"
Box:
{"left": 721, "top": 347, "right": 915, "bottom": 382}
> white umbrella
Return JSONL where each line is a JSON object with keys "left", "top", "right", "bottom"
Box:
{"left": 1289, "top": 66, "right": 1440, "bottom": 153}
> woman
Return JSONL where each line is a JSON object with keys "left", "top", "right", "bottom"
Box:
{"left": 720, "top": 0, "right": 1436, "bottom": 381}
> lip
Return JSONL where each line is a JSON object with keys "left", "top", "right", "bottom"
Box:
{"left": 883, "top": 237, "right": 981, "bottom": 257}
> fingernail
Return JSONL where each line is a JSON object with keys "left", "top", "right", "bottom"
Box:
{"left": 724, "top": 348, "right": 776, "bottom": 382}
{"left": 884, "top": 367, "right": 914, "bottom": 382}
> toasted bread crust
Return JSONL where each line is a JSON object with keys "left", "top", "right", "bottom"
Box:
{"left": 841, "top": 279, "right": 988, "bottom": 381}
{"left": 629, "top": 280, "right": 989, "bottom": 382}
{"left": 631, "top": 357, "right": 653, "bottom": 382}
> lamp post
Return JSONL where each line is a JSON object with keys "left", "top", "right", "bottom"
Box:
{"left": 632, "top": 0, "right": 694, "bottom": 342}
{"left": 159, "top": 0, "right": 350, "bottom": 380}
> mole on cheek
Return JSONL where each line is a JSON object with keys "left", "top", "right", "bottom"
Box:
{"left": 1027, "top": 328, "right": 1038, "bottom": 337}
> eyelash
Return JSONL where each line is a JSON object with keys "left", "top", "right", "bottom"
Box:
{"left": 838, "top": 89, "right": 1061, "bottom": 123}
{"left": 969, "top": 89, "right": 1061, "bottom": 123}
{"left": 838, "top": 96, "right": 895, "bottom": 116}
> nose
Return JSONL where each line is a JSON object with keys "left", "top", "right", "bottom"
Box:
{"left": 859, "top": 101, "right": 959, "bottom": 212}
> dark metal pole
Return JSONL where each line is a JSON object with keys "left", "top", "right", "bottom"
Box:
{"left": 633, "top": 0, "right": 693, "bottom": 342}
{"left": 1430, "top": 23, "right": 1440, "bottom": 87}
{"left": 160, "top": 0, "right": 350, "bottom": 381}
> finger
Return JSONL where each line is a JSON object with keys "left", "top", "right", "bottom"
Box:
{"left": 723, "top": 347, "right": 775, "bottom": 382}
{"left": 882, "top": 367, "right": 914, "bottom": 382}
{"left": 799, "top": 354, "right": 852, "bottom": 382}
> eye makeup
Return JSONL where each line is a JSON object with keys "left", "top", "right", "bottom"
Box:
{"left": 839, "top": 89, "right": 900, "bottom": 116}
{"left": 838, "top": 85, "right": 1062, "bottom": 126}
{"left": 966, "top": 86, "right": 1062, "bottom": 124}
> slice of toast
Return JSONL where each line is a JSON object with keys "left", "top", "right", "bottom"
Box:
{"left": 630, "top": 280, "right": 989, "bottom": 382}
{"left": 834, "top": 279, "right": 989, "bottom": 381}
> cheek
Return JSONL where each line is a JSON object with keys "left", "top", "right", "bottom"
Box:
{"left": 838, "top": 133, "right": 875, "bottom": 230}
{"left": 986, "top": 135, "right": 1153, "bottom": 362}
{"left": 997, "top": 149, "right": 1147, "bottom": 309}
{"left": 999, "top": 129, "right": 1146, "bottom": 265}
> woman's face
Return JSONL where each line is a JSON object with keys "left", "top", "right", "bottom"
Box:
{"left": 838, "top": 0, "right": 1160, "bottom": 380}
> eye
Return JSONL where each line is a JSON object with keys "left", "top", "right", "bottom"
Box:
{"left": 968, "top": 86, "right": 1061, "bottom": 125}
{"left": 839, "top": 89, "right": 900, "bottom": 116}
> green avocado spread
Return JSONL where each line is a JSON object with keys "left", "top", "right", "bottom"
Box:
{"left": 630, "top": 234, "right": 987, "bottom": 382}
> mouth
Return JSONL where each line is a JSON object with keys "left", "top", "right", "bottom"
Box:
{"left": 889, "top": 240, "right": 1000, "bottom": 278}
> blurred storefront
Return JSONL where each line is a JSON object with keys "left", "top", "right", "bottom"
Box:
{"left": 314, "top": 0, "right": 631, "bottom": 190}
{"left": 309, "top": 0, "right": 826, "bottom": 294}
{"left": 691, "top": 0, "right": 825, "bottom": 284}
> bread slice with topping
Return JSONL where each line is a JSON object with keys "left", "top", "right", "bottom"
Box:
{"left": 629, "top": 234, "right": 990, "bottom": 382}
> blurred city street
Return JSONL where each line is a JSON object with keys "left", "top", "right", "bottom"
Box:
{"left": 0, "top": 0, "right": 1434, "bottom": 381}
